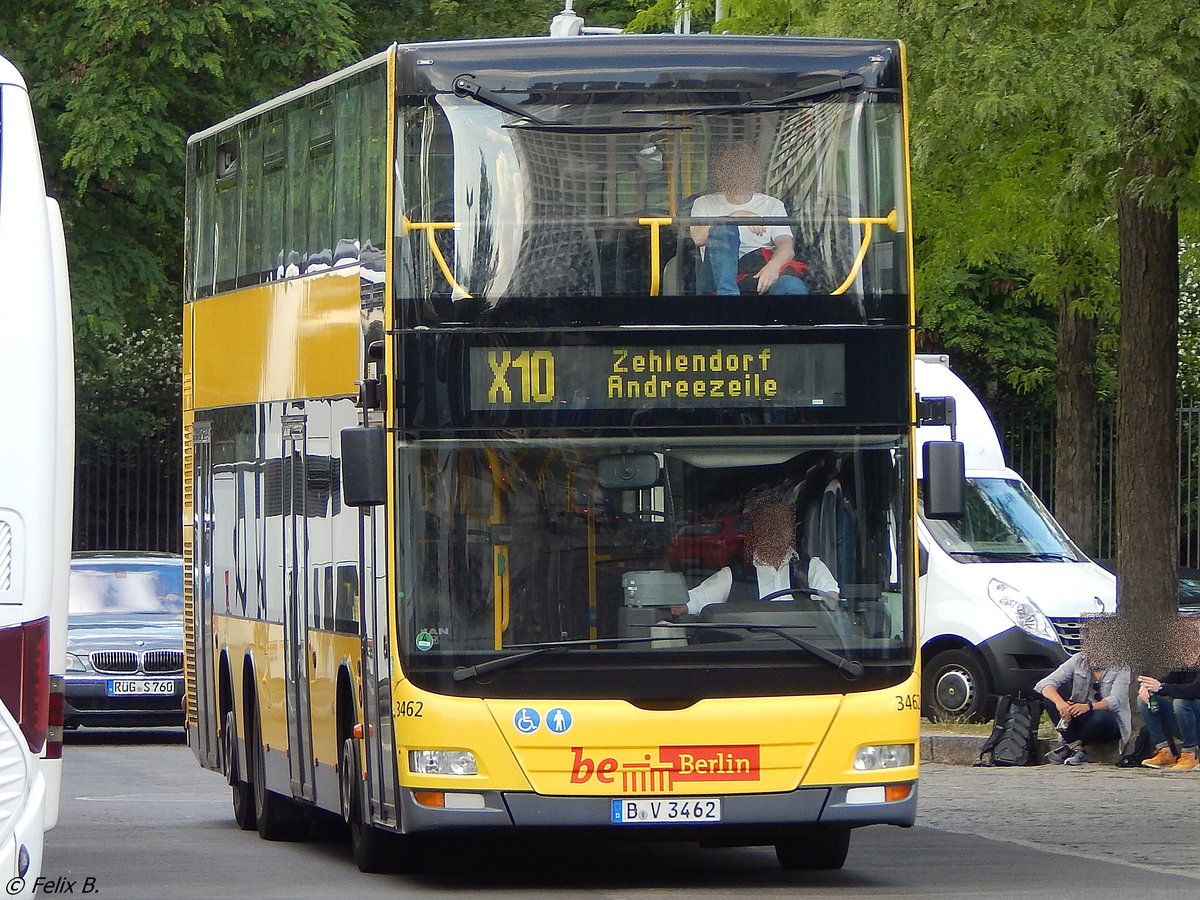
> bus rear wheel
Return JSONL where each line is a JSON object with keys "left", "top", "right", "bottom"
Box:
{"left": 224, "top": 710, "right": 255, "bottom": 831}
{"left": 775, "top": 826, "right": 851, "bottom": 870}
{"left": 250, "top": 707, "right": 305, "bottom": 841}
{"left": 341, "top": 737, "right": 391, "bottom": 872}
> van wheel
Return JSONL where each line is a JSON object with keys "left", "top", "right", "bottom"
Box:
{"left": 775, "top": 827, "right": 851, "bottom": 870}
{"left": 923, "top": 648, "right": 990, "bottom": 722}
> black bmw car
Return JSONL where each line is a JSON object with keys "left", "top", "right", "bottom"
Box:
{"left": 65, "top": 552, "right": 185, "bottom": 728}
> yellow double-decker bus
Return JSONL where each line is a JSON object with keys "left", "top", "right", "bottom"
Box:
{"left": 184, "top": 34, "right": 964, "bottom": 872}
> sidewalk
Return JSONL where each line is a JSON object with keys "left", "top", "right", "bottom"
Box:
{"left": 922, "top": 728, "right": 1127, "bottom": 766}
{"left": 918, "top": 761, "right": 1200, "bottom": 881}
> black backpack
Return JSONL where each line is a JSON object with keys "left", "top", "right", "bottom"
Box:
{"left": 975, "top": 693, "right": 1043, "bottom": 767}
{"left": 1115, "top": 725, "right": 1171, "bottom": 768}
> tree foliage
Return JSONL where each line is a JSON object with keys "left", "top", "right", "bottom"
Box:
{"left": 0, "top": 1, "right": 359, "bottom": 442}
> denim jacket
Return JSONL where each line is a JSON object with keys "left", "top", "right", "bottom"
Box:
{"left": 1035, "top": 652, "right": 1132, "bottom": 747}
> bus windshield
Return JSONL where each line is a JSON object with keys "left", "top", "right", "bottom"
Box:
{"left": 921, "top": 477, "right": 1083, "bottom": 562}
{"left": 397, "top": 438, "right": 913, "bottom": 699}
{"left": 399, "top": 68, "right": 907, "bottom": 325}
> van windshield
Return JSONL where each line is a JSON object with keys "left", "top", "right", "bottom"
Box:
{"left": 921, "top": 477, "right": 1083, "bottom": 562}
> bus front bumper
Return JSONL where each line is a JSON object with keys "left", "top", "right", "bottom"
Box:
{"left": 397, "top": 782, "right": 917, "bottom": 834}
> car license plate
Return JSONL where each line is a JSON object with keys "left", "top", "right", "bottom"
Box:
{"left": 106, "top": 680, "right": 175, "bottom": 696}
{"left": 612, "top": 798, "right": 721, "bottom": 824}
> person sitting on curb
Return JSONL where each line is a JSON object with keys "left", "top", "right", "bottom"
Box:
{"left": 1138, "top": 631, "right": 1200, "bottom": 772}
{"left": 1035, "top": 646, "right": 1131, "bottom": 766}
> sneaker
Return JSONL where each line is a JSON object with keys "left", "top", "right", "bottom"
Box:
{"left": 1045, "top": 744, "right": 1073, "bottom": 765}
{"left": 1064, "top": 748, "right": 1087, "bottom": 766}
{"left": 1142, "top": 747, "right": 1178, "bottom": 769}
{"left": 1169, "top": 752, "right": 1198, "bottom": 772}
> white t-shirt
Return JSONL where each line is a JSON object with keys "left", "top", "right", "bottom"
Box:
{"left": 690, "top": 192, "right": 793, "bottom": 258}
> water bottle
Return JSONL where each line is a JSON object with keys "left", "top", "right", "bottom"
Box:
{"left": 1149, "top": 694, "right": 1159, "bottom": 713}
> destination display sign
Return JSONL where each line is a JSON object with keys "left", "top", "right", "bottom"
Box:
{"left": 468, "top": 344, "right": 845, "bottom": 411}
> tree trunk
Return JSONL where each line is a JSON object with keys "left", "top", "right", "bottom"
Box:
{"left": 1054, "top": 286, "right": 1098, "bottom": 557}
{"left": 1114, "top": 170, "right": 1179, "bottom": 663}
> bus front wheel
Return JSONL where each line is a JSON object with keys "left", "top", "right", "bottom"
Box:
{"left": 775, "top": 826, "right": 851, "bottom": 870}
{"left": 341, "top": 737, "right": 391, "bottom": 872}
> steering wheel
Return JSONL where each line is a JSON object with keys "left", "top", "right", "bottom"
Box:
{"left": 757, "top": 586, "right": 834, "bottom": 611}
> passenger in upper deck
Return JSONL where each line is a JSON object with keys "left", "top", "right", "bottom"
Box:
{"left": 689, "top": 142, "right": 809, "bottom": 297}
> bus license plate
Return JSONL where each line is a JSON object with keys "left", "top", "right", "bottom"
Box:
{"left": 612, "top": 798, "right": 721, "bottom": 824}
{"left": 107, "top": 680, "right": 175, "bottom": 696}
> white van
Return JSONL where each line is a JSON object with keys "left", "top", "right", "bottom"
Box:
{"left": 914, "top": 355, "right": 1116, "bottom": 721}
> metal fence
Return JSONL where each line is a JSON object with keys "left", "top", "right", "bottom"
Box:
{"left": 73, "top": 429, "right": 181, "bottom": 554}
{"left": 993, "top": 405, "right": 1200, "bottom": 570}
{"left": 68, "top": 407, "right": 1200, "bottom": 569}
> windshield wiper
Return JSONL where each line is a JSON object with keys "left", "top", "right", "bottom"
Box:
{"left": 947, "top": 549, "right": 1078, "bottom": 562}
{"left": 453, "top": 635, "right": 666, "bottom": 682}
{"left": 505, "top": 122, "right": 688, "bottom": 134}
{"left": 453, "top": 74, "right": 549, "bottom": 124}
{"left": 453, "top": 74, "right": 684, "bottom": 134}
{"left": 635, "top": 622, "right": 863, "bottom": 680}
{"left": 625, "top": 73, "right": 868, "bottom": 116}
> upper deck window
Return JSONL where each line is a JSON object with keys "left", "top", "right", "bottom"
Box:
{"left": 398, "top": 72, "right": 908, "bottom": 327}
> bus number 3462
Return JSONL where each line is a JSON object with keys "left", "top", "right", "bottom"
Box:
{"left": 487, "top": 350, "right": 556, "bottom": 404}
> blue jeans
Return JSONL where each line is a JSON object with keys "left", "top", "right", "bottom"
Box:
{"left": 1172, "top": 697, "right": 1200, "bottom": 751}
{"left": 700, "top": 226, "right": 808, "bottom": 296}
{"left": 1138, "top": 695, "right": 1182, "bottom": 748}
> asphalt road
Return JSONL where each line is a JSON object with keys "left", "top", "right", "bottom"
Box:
{"left": 36, "top": 729, "right": 1199, "bottom": 899}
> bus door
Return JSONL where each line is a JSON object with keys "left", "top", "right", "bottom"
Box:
{"left": 281, "top": 415, "right": 315, "bottom": 802}
{"left": 191, "top": 420, "right": 219, "bottom": 769}
{"left": 359, "top": 503, "right": 398, "bottom": 823}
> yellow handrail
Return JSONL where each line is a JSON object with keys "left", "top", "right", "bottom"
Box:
{"left": 401, "top": 215, "right": 473, "bottom": 299}
{"left": 831, "top": 209, "right": 898, "bottom": 296}
{"left": 484, "top": 449, "right": 510, "bottom": 647}
{"left": 638, "top": 217, "right": 673, "bottom": 297}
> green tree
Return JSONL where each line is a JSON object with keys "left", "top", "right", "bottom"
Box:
{"left": 667, "top": 0, "right": 1198, "bottom": 646}
{"left": 350, "top": 0, "right": 634, "bottom": 51}
{"left": 0, "top": 1, "right": 358, "bottom": 444}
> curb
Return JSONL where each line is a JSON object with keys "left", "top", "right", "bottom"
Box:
{"left": 921, "top": 733, "right": 1122, "bottom": 767}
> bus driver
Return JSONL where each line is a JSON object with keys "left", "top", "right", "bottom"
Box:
{"left": 672, "top": 493, "right": 839, "bottom": 616}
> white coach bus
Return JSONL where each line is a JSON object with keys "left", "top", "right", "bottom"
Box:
{"left": 0, "top": 51, "right": 74, "bottom": 894}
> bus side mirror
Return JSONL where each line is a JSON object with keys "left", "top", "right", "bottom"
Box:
{"left": 922, "top": 441, "right": 965, "bottom": 519}
{"left": 341, "top": 427, "right": 386, "bottom": 507}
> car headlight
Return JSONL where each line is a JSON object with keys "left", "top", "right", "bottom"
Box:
{"left": 987, "top": 578, "right": 1057, "bottom": 642}
{"left": 66, "top": 652, "right": 92, "bottom": 673}
{"left": 853, "top": 744, "right": 914, "bottom": 770}
{"left": 408, "top": 749, "right": 478, "bottom": 776}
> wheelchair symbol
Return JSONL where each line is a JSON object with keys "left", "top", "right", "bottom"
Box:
{"left": 514, "top": 707, "right": 540, "bottom": 734}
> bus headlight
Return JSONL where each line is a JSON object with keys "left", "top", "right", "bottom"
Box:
{"left": 987, "top": 578, "right": 1056, "bottom": 642}
{"left": 409, "top": 749, "right": 478, "bottom": 776}
{"left": 853, "top": 744, "right": 914, "bottom": 770}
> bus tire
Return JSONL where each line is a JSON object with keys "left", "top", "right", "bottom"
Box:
{"left": 923, "top": 647, "right": 990, "bottom": 723}
{"left": 250, "top": 706, "right": 305, "bottom": 841}
{"left": 341, "top": 737, "right": 390, "bottom": 872}
{"left": 224, "top": 710, "right": 255, "bottom": 831}
{"left": 775, "top": 826, "right": 851, "bottom": 870}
